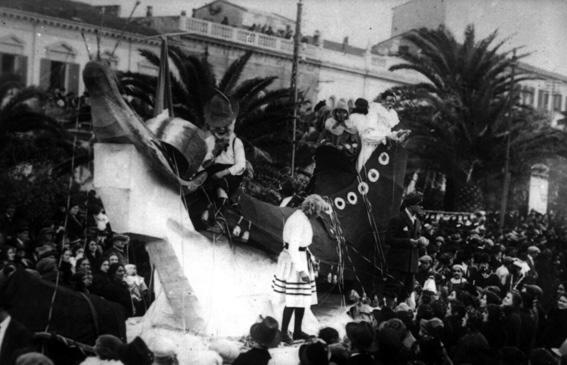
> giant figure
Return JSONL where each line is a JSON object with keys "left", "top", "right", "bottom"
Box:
{"left": 84, "top": 59, "right": 409, "bottom": 336}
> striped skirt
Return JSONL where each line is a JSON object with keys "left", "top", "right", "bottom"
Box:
{"left": 271, "top": 249, "right": 317, "bottom": 308}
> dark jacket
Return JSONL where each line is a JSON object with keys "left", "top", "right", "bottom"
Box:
{"left": 0, "top": 316, "right": 33, "bottom": 365}
{"left": 232, "top": 347, "right": 271, "bottom": 365}
{"left": 99, "top": 279, "right": 133, "bottom": 317}
{"left": 386, "top": 211, "right": 421, "bottom": 274}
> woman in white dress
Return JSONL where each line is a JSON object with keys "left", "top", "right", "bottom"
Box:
{"left": 272, "top": 194, "right": 330, "bottom": 344}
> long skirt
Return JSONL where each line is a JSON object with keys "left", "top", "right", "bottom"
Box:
{"left": 271, "top": 250, "right": 317, "bottom": 308}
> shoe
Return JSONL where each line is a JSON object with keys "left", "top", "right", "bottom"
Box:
{"left": 281, "top": 332, "right": 293, "bottom": 345}
{"left": 293, "top": 331, "right": 312, "bottom": 341}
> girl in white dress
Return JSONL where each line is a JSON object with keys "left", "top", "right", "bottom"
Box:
{"left": 272, "top": 194, "right": 330, "bottom": 344}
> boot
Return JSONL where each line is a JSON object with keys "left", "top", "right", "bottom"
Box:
{"left": 281, "top": 332, "right": 293, "bottom": 345}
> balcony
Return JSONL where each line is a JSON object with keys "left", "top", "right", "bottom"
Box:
{"left": 183, "top": 17, "right": 323, "bottom": 61}
{"left": 179, "top": 17, "right": 421, "bottom": 83}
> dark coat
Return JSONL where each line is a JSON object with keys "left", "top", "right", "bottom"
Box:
{"left": 99, "top": 279, "right": 133, "bottom": 317}
{"left": 0, "top": 316, "right": 33, "bottom": 365}
{"left": 232, "top": 348, "right": 271, "bottom": 365}
{"left": 347, "top": 353, "right": 375, "bottom": 365}
{"left": 386, "top": 211, "right": 421, "bottom": 274}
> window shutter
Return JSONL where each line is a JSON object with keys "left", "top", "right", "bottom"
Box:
{"left": 39, "top": 58, "right": 51, "bottom": 90}
{"left": 16, "top": 55, "right": 27, "bottom": 84}
{"left": 67, "top": 62, "right": 80, "bottom": 95}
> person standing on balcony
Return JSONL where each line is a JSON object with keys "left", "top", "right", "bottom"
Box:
{"left": 221, "top": 16, "right": 229, "bottom": 25}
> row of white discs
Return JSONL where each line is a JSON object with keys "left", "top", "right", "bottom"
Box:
{"left": 333, "top": 151, "right": 390, "bottom": 210}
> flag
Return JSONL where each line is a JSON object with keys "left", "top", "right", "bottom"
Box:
{"left": 154, "top": 36, "right": 174, "bottom": 117}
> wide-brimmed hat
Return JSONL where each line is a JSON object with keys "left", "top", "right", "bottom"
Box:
{"left": 204, "top": 90, "right": 239, "bottom": 128}
{"left": 250, "top": 316, "right": 281, "bottom": 348}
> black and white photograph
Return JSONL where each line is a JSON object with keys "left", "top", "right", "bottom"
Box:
{"left": 0, "top": 0, "right": 566, "bottom": 364}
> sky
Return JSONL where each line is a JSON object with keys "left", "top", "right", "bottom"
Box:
{"left": 83, "top": 0, "right": 567, "bottom": 76}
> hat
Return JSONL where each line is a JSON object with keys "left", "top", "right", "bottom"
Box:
{"left": 95, "top": 334, "right": 124, "bottom": 360}
{"left": 419, "top": 317, "right": 444, "bottom": 339}
{"left": 394, "top": 302, "right": 411, "bottom": 313}
{"left": 250, "top": 316, "right": 281, "bottom": 348}
{"left": 334, "top": 99, "right": 349, "bottom": 113}
{"left": 35, "top": 245, "right": 55, "bottom": 260}
{"left": 401, "top": 191, "right": 423, "bottom": 209}
{"left": 527, "top": 246, "right": 541, "bottom": 255}
{"left": 298, "top": 341, "right": 329, "bottom": 365}
{"left": 204, "top": 90, "right": 239, "bottom": 128}
{"left": 419, "top": 255, "right": 432, "bottom": 264}
{"left": 15, "top": 352, "right": 54, "bottom": 365}
{"left": 345, "top": 321, "right": 374, "bottom": 350}
{"left": 111, "top": 234, "right": 130, "bottom": 244}
{"left": 522, "top": 284, "right": 543, "bottom": 298}
{"left": 352, "top": 98, "right": 369, "bottom": 114}
{"left": 482, "top": 290, "right": 501, "bottom": 305}
{"left": 36, "top": 257, "right": 58, "bottom": 275}
{"left": 452, "top": 264, "right": 464, "bottom": 272}
{"left": 435, "top": 236, "right": 445, "bottom": 244}
{"left": 119, "top": 337, "right": 154, "bottom": 365}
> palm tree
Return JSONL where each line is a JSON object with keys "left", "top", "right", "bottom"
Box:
{"left": 385, "top": 25, "right": 567, "bottom": 211}
{"left": 0, "top": 74, "right": 78, "bottom": 229}
{"left": 119, "top": 47, "right": 298, "bottom": 165}
{"left": 0, "top": 74, "right": 73, "bottom": 167}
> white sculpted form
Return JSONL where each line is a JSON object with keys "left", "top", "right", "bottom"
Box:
{"left": 85, "top": 58, "right": 321, "bottom": 337}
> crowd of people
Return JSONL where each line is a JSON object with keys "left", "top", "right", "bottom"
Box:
{"left": 0, "top": 191, "right": 150, "bottom": 320}
{"left": 3, "top": 90, "right": 567, "bottom": 364}
{"left": 232, "top": 203, "right": 567, "bottom": 365}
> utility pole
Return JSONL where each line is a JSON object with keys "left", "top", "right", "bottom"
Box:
{"left": 290, "top": 0, "right": 302, "bottom": 178}
{"left": 499, "top": 50, "right": 517, "bottom": 232}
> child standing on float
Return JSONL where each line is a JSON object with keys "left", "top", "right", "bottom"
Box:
{"left": 272, "top": 194, "right": 330, "bottom": 344}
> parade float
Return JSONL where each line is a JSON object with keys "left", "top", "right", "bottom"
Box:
{"left": 0, "top": 41, "right": 409, "bottom": 362}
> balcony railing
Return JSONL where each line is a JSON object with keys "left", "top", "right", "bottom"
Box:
{"left": 184, "top": 17, "right": 324, "bottom": 60}
{"left": 180, "top": 17, "right": 414, "bottom": 79}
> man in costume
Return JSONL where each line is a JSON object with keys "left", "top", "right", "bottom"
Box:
{"left": 385, "top": 191, "right": 429, "bottom": 303}
{"left": 200, "top": 90, "right": 247, "bottom": 223}
{"left": 272, "top": 194, "right": 330, "bottom": 344}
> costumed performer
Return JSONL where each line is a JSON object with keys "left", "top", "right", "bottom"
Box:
{"left": 318, "top": 99, "right": 359, "bottom": 155}
{"left": 347, "top": 101, "right": 410, "bottom": 172}
{"left": 200, "top": 90, "right": 247, "bottom": 223}
{"left": 272, "top": 194, "right": 330, "bottom": 344}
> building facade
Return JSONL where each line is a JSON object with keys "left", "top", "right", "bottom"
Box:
{"left": 0, "top": 0, "right": 424, "bottom": 108}
{"left": 0, "top": 5, "right": 160, "bottom": 95}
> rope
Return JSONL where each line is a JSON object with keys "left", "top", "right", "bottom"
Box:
{"left": 34, "top": 332, "right": 96, "bottom": 356}
{"left": 45, "top": 97, "right": 82, "bottom": 333}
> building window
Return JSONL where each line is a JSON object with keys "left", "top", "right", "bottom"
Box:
{"left": 39, "top": 59, "right": 80, "bottom": 95}
{"left": 538, "top": 90, "right": 550, "bottom": 110}
{"left": 0, "top": 53, "right": 27, "bottom": 81}
{"left": 0, "top": 35, "right": 27, "bottom": 82}
{"left": 522, "top": 87, "right": 535, "bottom": 106}
{"left": 40, "top": 42, "right": 80, "bottom": 95}
{"left": 553, "top": 93, "right": 562, "bottom": 111}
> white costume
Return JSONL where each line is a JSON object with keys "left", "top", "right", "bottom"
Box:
{"left": 347, "top": 102, "right": 400, "bottom": 171}
{"left": 272, "top": 210, "right": 317, "bottom": 308}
